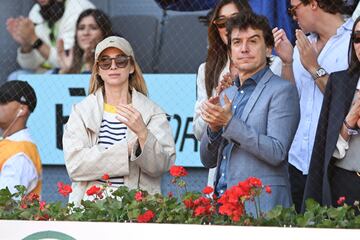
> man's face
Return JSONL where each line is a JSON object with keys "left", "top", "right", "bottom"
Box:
{"left": 0, "top": 101, "right": 21, "bottom": 130}
{"left": 290, "top": 0, "right": 312, "bottom": 33}
{"left": 230, "top": 27, "right": 271, "bottom": 77}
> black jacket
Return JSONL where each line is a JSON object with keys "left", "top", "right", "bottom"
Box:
{"left": 303, "top": 70, "right": 359, "bottom": 208}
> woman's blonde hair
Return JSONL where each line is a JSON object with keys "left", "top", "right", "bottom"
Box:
{"left": 88, "top": 51, "right": 148, "bottom": 96}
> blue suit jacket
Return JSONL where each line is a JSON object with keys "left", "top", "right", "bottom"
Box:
{"left": 200, "top": 69, "right": 300, "bottom": 214}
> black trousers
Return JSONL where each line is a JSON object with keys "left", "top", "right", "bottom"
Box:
{"left": 289, "top": 164, "right": 307, "bottom": 213}
{"left": 330, "top": 165, "right": 360, "bottom": 207}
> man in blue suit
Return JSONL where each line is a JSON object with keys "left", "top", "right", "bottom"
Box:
{"left": 200, "top": 11, "right": 300, "bottom": 215}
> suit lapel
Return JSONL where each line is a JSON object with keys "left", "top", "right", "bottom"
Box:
{"left": 241, "top": 69, "right": 273, "bottom": 121}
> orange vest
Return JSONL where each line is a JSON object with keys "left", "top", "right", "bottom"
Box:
{"left": 0, "top": 139, "right": 42, "bottom": 195}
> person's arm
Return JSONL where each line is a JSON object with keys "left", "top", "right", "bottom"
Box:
{"left": 295, "top": 29, "right": 329, "bottom": 93}
{"left": 200, "top": 126, "right": 223, "bottom": 169}
{"left": 333, "top": 91, "right": 360, "bottom": 158}
{"left": 130, "top": 112, "right": 176, "bottom": 177}
{"left": 0, "top": 154, "right": 38, "bottom": 195}
{"left": 280, "top": 60, "right": 296, "bottom": 84}
{"left": 193, "top": 63, "right": 208, "bottom": 140}
{"left": 332, "top": 134, "right": 349, "bottom": 159}
{"left": 272, "top": 27, "right": 295, "bottom": 84}
{"left": 221, "top": 83, "right": 300, "bottom": 166}
{"left": 63, "top": 104, "right": 130, "bottom": 182}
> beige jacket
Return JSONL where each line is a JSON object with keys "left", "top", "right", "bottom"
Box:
{"left": 63, "top": 88, "right": 176, "bottom": 205}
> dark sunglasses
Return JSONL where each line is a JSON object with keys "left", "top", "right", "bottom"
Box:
{"left": 352, "top": 31, "right": 360, "bottom": 44}
{"left": 213, "top": 13, "right": 239, "bottom": 29}
{"left": 287, "top": 2, "right": 303, "bottom": 17}
{"left": 97, "top": 55, "right": 130, "bottom": 70}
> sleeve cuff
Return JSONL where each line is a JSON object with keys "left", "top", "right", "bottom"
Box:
{"left": 333, "top": 134, "right": 349, "bottom": 159}
{"left": 207, "top": 126, "right": 222, "bottom": 142}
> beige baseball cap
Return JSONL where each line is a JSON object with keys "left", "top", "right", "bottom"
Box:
{"left": 95, "top": 36, "right": 134, "bottom": 60}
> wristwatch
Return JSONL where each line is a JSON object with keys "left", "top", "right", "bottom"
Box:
{"left": 31, "top": 38, "right": 43, "bottom": 49}
{"left": 312, "top": 67, "right": 328, "bottom": 80}
{"left": 344, "top": 119, "right": 359, "bottom": 135}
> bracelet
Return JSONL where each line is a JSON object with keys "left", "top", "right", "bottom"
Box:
{"left": 344, "top": 119, "right": 356, "bottom": 130}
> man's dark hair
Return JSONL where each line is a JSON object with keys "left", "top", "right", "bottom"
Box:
{"left": 226, "top": 12, "right": 274, "bottom": 65}
{"left": 300, "top": 0, "right": 345, "bottom": 14}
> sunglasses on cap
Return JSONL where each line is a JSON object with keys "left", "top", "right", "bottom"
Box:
{"left": 287, "top": 2, "right": 303, "bottom": 17}
{"left": 213, "top": 13, "right": 239, "bottom": 29}
{"left": 352, "top": 31, "right": 360, "bottom": 44}
{"left": 97, "top": 55, "right": 130, "bottom": 70}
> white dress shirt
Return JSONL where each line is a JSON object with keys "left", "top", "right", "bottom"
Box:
{"left": 288, "top": 19, "right": 353, "bottom": 174}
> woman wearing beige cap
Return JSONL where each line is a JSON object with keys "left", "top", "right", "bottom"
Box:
{"left": 63, "top": 36, "right": 176, "bottom": 205}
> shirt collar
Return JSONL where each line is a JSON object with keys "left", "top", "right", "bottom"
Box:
{"left": 309, "top": 18, "right": 353, "bottom": 41}
{"left": 6, "top": 128, "right": 34, "bottom": 143}
{"left": 234, "top": 66, "right": 269, "bottom": 88}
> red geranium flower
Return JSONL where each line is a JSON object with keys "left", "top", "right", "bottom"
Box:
{"left": 202, "top": 186, "right": 214, "bottom": 195}
{"left": 246, "top": 177, "right": 262, "bottom": 188}
{"left": 137, "top": 210, "right": 155, "bottom": 223}
{"left": 39, "top": 201, "right": 46, "bottom": 211}
{"left": 194, "top": 206, "right": 206, "bottom": 216}
{"left": 135, "top": 191, "right": 143, "bottom": 202}
{"left": 265, "top": 185, "right": 272, "bottom": 194}
{"left": 337, "top": 196, "right": 346, "bottom": 205}
{"left": 102, "top": 173, "right": 110, "bottom": 181}
{"left": 169, "top": 166, "right": 188, "bottom": 177}
{"left": 183, "top": 198, "right": 194, "bottom": 209}
{"left": 57, "top": 182, "right": 72, "bottom": 197}
{"left": 26, "top": 192, "right": 40, "bottom": 202}
{"left": 86, "top": 185, "right": 101, "bottom": 196}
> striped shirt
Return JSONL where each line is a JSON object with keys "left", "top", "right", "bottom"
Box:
{"left": 97, "top": 103, "right": 127, "bottom": 185}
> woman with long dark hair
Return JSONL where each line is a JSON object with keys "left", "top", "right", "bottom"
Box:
{"left": 56, "top": 9, "right": 113, "bottom": 74}
{"left": 304, "top": 16, "right": 360, "bottom": 208}
{"left": 193, "top": 0, "right": 282, "bottom": 187}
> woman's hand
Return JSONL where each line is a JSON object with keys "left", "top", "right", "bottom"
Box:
{"left": 215, "top": 73, "right": 234, "bottom": 96}
{"left": 82, "top": 38, "right": 97, "bottom": 65}
{"left": 345, "top": 91, "right": 360, "bottom": 128}
{"left": 116, "top": 104, "right": 148, "bottom": 149}
{"left": 56, "top": 39, "right": 73, "bottom": 73}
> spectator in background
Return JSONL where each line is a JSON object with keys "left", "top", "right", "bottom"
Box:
{"left": 0, "top": 81, "right": 42, "bottom": 196}
{"left": 272, "top": 0, "right": 353, "bottom": 213}
{"left": 63, "top": 36, "right": 176, "bottom": 206}
{"left": 55, "top": 9, "right": 113, "bottom": 74}
{"left": 304, "top": 16, "right": 360, "bottom": 208}
{"left": 200, "top": 12, "right": 299, "bottom": 214}
{"left": 193, "top": 0, "right": 282, "bottom": 188}
{"left": 155, "top": 0, "right": 297, "bottom": 44}
{"left": 6, "top": 0, "right": 95, "bottom": 80}
{"left": 155, "top": 0, "right": 218, "bottom": 11}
